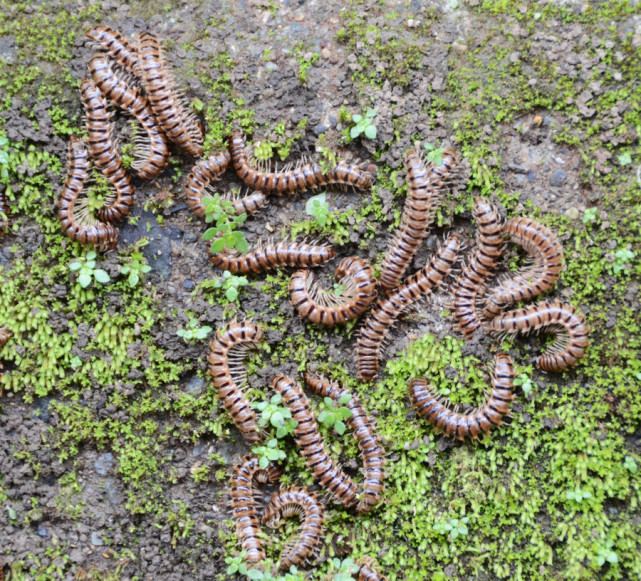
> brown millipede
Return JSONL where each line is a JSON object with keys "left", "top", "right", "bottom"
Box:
{"left": 89, "top": 54, "right": 170, "bottom": 181}
{"left": 451, "top": 197, "right": 504, "bottom": 339}
{"left": 262, "top": 486, "right": 325, "bottom": 570}
{"left": 379, "top": 147, "right": 457, "bottom": 291}
{"left": 207, "top": 321, "right": 264, "bottom": 443}
{"left": 230, "top": 455, "right": 282, "bottom": 567}
{"left": 483, "top": 217, "right": 564, "bottom": 320}
{"left": 409, "top": 353, "right": 515, "bottom": 440}
{"left": 289, "top": 256, "right": 378, "bottom": 326}
{"left": 58, "top": 137, "right": 119, "bottom": 251}
{"left": 210, "top": 241, "right": 336, "bottom": 274}
{"left": 229, "top": 130, "right": 372, "bottom": 195}
{"left": 137, "top": 31, "right": 203, "bottom": 156}
{"left": 357, "top": 233, "right": 461, "bottom": 381}
{"left": 356, "top": 557, "right": 388, "bottom": 581}
{"left": 271, "top": 375, "right": 359, "bottom": 508}
{"left": 486, "top": 300, "right": 588, "bottom": 371}
{"left": 86, "top": 25, "right": 140, "bottom": 75}
{"left": 80, "top": 78, "right": 135, "bottom": 223}
{"left": 229, "top": 190, "right": 269, "bottom": 217}
{"left": 184, "top": 151, "right": 238, "bottom": 218}
{"left": 304, "top": 373, "right": 386, "bottom": 514}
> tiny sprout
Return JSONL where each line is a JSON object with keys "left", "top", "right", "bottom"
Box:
{"left": 251, "top": 438, "right": 286, "bottom": 470}
{"left": 254, "top": 141, "right": 274, "bottom": 161}
{"left": 317, "top": 393, "right": 352, "bottom": 435}
{"left": 566, "top": 487, "right": 592, "bottom": 502}
{"left": 252, "top": 394, "right": 298, "bottom": 439}
{"left": 423, "top": 142, "right": 445, "bottom": 166}
{"left": 350, "top": 109, "right": 377, "bottom": 140}
{"left": 176, "top": 318, "right": 213, "bottom": 341}
{"left": 120, "top": 252, "right": 152, "bottom": 288}
{"left": 618, "top": 152, "right": 631, "bottom": 166}
{"left": 213, "top": 270, "right": 248, "bottom": 302}
{"left": 594, "top": 540, "right": 619, "bottom": 568}
{"left": 513, "top": 373, "right": 535, "bottom": 395}
{"left": 623, "top": 456, "right": 638, "bottom": 473}
{"left": 305, "top": 193, "right": 330, "bottom": 226}
{"left": 433, "top": 517, "right": 469, "bottom": 540}
{"left": 69, "top": 251, "right": 111, "bottom": 289}
{"left": 582, "top": 207, "right": 598, "bottom": 224}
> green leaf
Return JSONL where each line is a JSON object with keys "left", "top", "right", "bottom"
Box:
{"left": 364, "top": 125, "right": 377, "bottom": 139}
{"left": 78, "top": 272, "right": 92, "bottom": 288}
{"left": 202, "top": 228, "right": 218, "bottom": 241}
{"left": 211, "top": 238, "right": 226, "bottom": 252}
{"left": 618, "top": 152, "right": 632, "bottom": 166}
{"left": 352, "top": 114, "right": 363, "bottom": 123}
{"left": 259, "top": 456, "right": 269, "bottom": 469}
{"left": 350, "top": 126, "right": 361, "bottom": 139}
{"left": 0, "top": 151, "right": 9, "bottom": 164}
{"left": 247, "top": 569, "right": 264, "bottom": 580}
{"left": 334, "top": 420, "right": 346, "bottom": 435}
{"left": 338, "top": 394, "right": 352, "bottom": 405}
{"left": 366, "top": 109, "right": 377, "bottom": 118}
{"left": 69, "top": 261, "right": 82, "bottom": 271}
{"left": 236, "top": 237, "right": 249, "bottom": 253}
{"left": 606, "top": 551, "right": 618, "bottom": 564}
{"left": 226, "top": 287, "right": 238, "bottom": 302}
{"left": 93, "top": 269, "right": 111, "bottom": 284}
{"left": 128, "top": 273, "right": 139, "bottom": 287}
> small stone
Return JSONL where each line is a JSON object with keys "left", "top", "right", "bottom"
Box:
{"left": 193, "top": 441, "right": 206, "bottom": 457}
{"left": 527, "top": 170, "right": 537, "bottom": 181}
{"left": 37, "top": 524, "right": 49, "bottom": 538}
{"left": 183, "top": 279, "right": 195, "bottom": 290}
{"left": 407, "top": 19, "right": 419, "bottom": 28}
{"left": 265, "top": 62, "right": 279, "bottom": 71}
{"left": 91, "top": 532, "right": 104, "bottom": 546}
{"left": 550, "top": 169, "right": 567, "bottom": 187}
{"left": 565, "top": 207, "right": 580, "bottom": 220}
{"left": 313, "top": 124, "right": 327, "bottom": 135}
{"left": 321, "top": 48, "right": 331, "bottom": 59}
{"left": 185, "top": 375, "right": 204, "bottom": 395}
{"left": 94, "top": 453, "right": 115, "bottom": 476}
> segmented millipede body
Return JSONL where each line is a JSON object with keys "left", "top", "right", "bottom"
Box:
{"left": 230, "top": 455, "right": 282, "bottom": 566}
{"left": 356, "top": 557, "right": 389, "bottom": 581}
{"left": 409, "top": 353, "right": 515, "bottom": 440}
{"left": 89, "top": 55, "right": 170, "bottom": 181}
{"left": 0, "top": 190, "right": 9, "bottom": 231}
{"left": 210, "top": 241, "right": 336, "bottom": 274}
{"left": 207, "top": 321, "right": 264, "bottom": 443}
{"left": 451, "top": 197, "right": 505, "bottom": 339}
{"left": 357, "top": 233, "right": 461, "bottom": 381}
{"left": 379, "top": 148, "right": 457, "bottom": 291}
{"left": 483, "top": 217, "right": 564, "bottom": 320}
{"left": 185, "top": 150, "right": 252, "bottom": 218}
{"left": 229, "top": 190, "right": 269, "bottom": 216}
{"left": 0, "top": 327, "right": 11, "bottom": 349}
{"left": 289, "top": 256, "right": 378, "bottom": 326}
{"left": 304, "top": 373, "right": 386, "bottom": 514}
{"left": 487, "top": 300, "right": 588, "bottom": 371}
{"left": 229, "top": 130, "right": 372, "bottom": 195}
{"left": 262, "top": 486, "right": 325, "bottom": 570}
{"left": 80, "top": 79, "right": 134, "bottom": 223}
{"left": 86, "top": 25, "right": 140, "bottom": 74}
{"left": 271, "top": 375, "right": 359, "bottom": 508}
{"left": 58, "top": 137, "right": 118, "bottom": 251}
{"left": 137, "top": 32, "right": 203, "bottom": 156}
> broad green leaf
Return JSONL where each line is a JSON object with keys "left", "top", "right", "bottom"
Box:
{"left": 128, "top": 273, "right": 139, "bottom": 287}
{"left": 78, "top": 272, "right": 92, "bottom": 288}
{"left": 93, "top": 269, "right": 111, "bottom": 284}
{"left": 335, "top": 420, "right": 346, "bottom": 435}
{"left": 364, "top": 125, "right": 377, "bottom": 139}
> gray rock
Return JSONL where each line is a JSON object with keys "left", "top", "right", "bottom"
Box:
{"left": 91, "top": 531, "right": 104, "bottom": 546}
{"left": 184, "top": 375, "right": 205, "bottom": 395}
{"left": 94, "top": 453, "right": 115, "bottom": 476}
{"left": 313, "top": 123, "right": 328, "bottom": 135}
{"left": 550, "top": 168, "right": 567, "bottom": 187}
{"left": 183, "top": 279, "right": 195, "bottom": 290}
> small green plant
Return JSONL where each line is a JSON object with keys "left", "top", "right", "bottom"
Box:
{"left": 513, "top": 372, "right": 536, "bottom": 395}
{"left": 317, "top": 394, "right": 352, "bottom": 435}
{"left": 252, "top": 394, "right": 298, "bottom": 438}
{"left": 305, "top": 193, "right": 330, "bottom": 226}
{"left": 618, "top": 152, "right": 631, "bottom": 166}
{"left": 213, "top": 270, "right": 249, "bottom": 302}
{"left": 254, "top": 141, "right": 274, "bottom": 161}
{"left": 350, "top": 109, "right": 377, "bottom": 140}
{"left": 566, "top": 487, "right": 592, "bottom": 502}
{"left": 243, "top": 565, "right": 302, "bottom": 581}
{"left": 176, "top": 318, "right": 213, "bottom": 341}
{"left": 119, "top": 251, "right": 152, "bottom": 288}
{"left": 69, "top": 251, "right": 111, "bottom": 289}
{"left": 582, "top": 207, "right": 598, "bottom": 224}
{"left": 251, "top": 438, "right": 286, "bottom": 469}
{"left": 433, "top": 517, "right": 469, "bottom": 540}
{"left": 608, "top": 248, "right": 635, "bottom": 276}
{"left": 423, "top": 142, "right": 446, "bottom": 165}
{"left": 593, "top": 540, "right": 619, "bottom": 568}
{"left": 202, "top": 194, "right": 248, "bottom": 253}
{"left": 327, "top": 557, "right": 360, "bottom": 580}
{"left": 623, "top": 456, "right": 638, "bottom": 472}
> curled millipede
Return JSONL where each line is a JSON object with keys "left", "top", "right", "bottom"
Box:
{"left": 86, "top": 25, "right": 140, "bottom": 75}
{"left": 357, "top": 233, "right": 461, "bottom": 381}
{"left": 207, "top": 321, "right": 264, "bottom": 443}
{"left": 229, "top": 130, "right": 373, "bottom": 195}
{"left": 451, "top": 197, "right": 505, "bottom": 339}
{"left": 210, "top": 241, "right": 336, "bottom": 274}
{"left": 271, "top": 375, "right": 359, "bottom": 508}
{"left": 289, "top": 256, "right": 377, "bottom": 326}
{"left": 379, "top": 147, "right": 457, "bottom": 291}
{"left": 89, "top": 55, "right": 170, "bottom": 181}
{"left": 304, "top": 373, "right": 386, "bottom": 514}
{"left": 0, "top": 190, "right": 9, "bottom": 232}
{"left": 137, "top": 31, "right": 203, "bottom": 156}
{"left": 487, "top": 300, "right": 588, "bottom": 371}
{"left": 58, "top": 137, "right": 118, "bottom": 251}
{"left": 80, "top": 79, "right": 134, "bottom": 223}
{"left": 408, "top": 353, "right": 515, "bottom": 440}
{"left": 262, "top": 486, "right": 325, "bottom": 570}
{"left": 356, "top": 557, "right": 389, "bottom": 581}
{"left": 483, "top": 217, "right": 564, "bottom": 320}
{"left": 230, "top": 455, "right": 282, "bottom": 566}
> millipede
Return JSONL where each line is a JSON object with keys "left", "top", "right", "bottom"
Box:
{"left": 408, "top": 352, "right": 515, "bottom": 440}
{"left": 89, "top": 55, "right": 170, "bottom": 181}
{"left": 271, "top": 375, "right": 359, "bottom": 508}
{"left": 289, "top": 256, "right": 378, "bottom": 326}
{"left": 487, "top": 299, "right": 589, "bottom": 371}
{"left": 86, "top": 25, "right": 140, "bottom": 75}
{"left": 356, "top": 557, "right": 389, "bottom": 581}
{"left": 137, "top": 31, "right": 203, "bottom": 157}
{"left": 379, "top": 147, "right": 457, "bottom": 291}
{"left": 210, "top": 240, "right": 336, "bottom": 274}
{"left": 483, "top": 216, "right": 564, "bottom": 320}
{"left": 228, "top": 190, "right": 269, "bottom": 217}
{"left": 228, "top": 130, "right": 373, "bottom": 195}
{"left": 451, "top": 197, "right": 505, "bottom": 339}
{"left": 262, "top": 486, "right": 325, "bottom": 570}
{"left": 80, "top": 78, "right": 135, "bottom": 223}
{"left": 58, "top": 137, "right": 119, "bottom": 251}
{"left": 230, "top": 455, "right": 282, "bottom": 567}
{"left": 184, "top": 151, "right": 237, "bottom": 218}
{"left": 207, "top": 321, "right": 265, "bottom": 443}
{"left": 357, "top": 233, "right": 461, "bottom": 381}
{"left": 304, "top": 373, "right": 386, "bottom": 514}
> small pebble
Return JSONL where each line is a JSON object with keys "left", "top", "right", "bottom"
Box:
{"left": 313, "top": 124, "right": 327, "bottom": 135}
{"left": 565, "top": 207, "right": 580, "bottom": 220}
{"left": 183, "top": 279, "right": 195, "bottom": 290}
{"left": 91, "top": 532, "right": 104, "bottom": 546}
{"left": 550, "top": 168, "right": 567, "bottom": 187}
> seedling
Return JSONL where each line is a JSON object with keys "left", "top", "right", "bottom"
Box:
{"left": 251, "top": 438, "right": 286, "bottom": 469}
{"left": 252, "top": 394, "right": 298, "bottom": 438}
{"left": 244, "top": 565, "right": 302, "bottom": 581}
{"left": 305, "top": 193, "right": 330, "bottom": 226}
{"left": 423, "top": 142, "right": 445, "bottom": 166}
{"left": 513, "top": 372, "right": 536, "bottom": 396}
{"left": 623, "top": 456, "right": 637, "bottom": 472}
{"left": 350, "top": 109, "right": 377, "bottom": 140}
{"left": 254, "top": 141, "right": 274, "bottom": 161}
{"left": 608, "top": 248, "right": 635, "bottom": 276}
{"left": 202, "top": 194, "right": 249, "bottom": 253}
{"left": 593, "top": 540, "right": 619, "bottom": 568}
{"left": 119, "top": 251, "right": 152, "bottom": 288}
{"left": 213, "top": 270, "right": 249, "bottom": 302}
{"left": 69, "top": 251, "right": 111, "bottom": 289}
{"left": 317, "top": 394, "right": 352, "bottom": 435}
{"left": 176, "top": 318, "right": 212, "bottom": 341}
{"left": 582, "top": 207, "right": 598, "bottom": 224}
{"left": 617, "top": 152, "right": 631, "bottom": 166}
{"left": 433, "top": 517, "right": 469, "bottom": 540}
{"left": 327, "top": 557, "right": 360, "bottom": 581}
{"left": 566, "top": 487, "right": 592, "bottom": 502}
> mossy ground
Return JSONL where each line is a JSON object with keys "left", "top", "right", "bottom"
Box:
{"left": 0, "top": 0, "right": 640, "bottom": 580}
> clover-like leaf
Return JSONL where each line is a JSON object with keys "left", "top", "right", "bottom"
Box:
{"left": 93, "top": 269, "right": 111, "bottom": 284}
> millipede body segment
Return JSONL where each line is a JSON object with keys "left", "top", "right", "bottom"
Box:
{"left": 184, "top": 151, "right": 234, "bottom": 218}
{"left": 271, "top": 375, "right": 359, "bottom": 508}
{"left": 357, "top": 233, "right": 461, "bottom": 381}
{"left": 487, "top": 300, "right": 588, "bottom": 371}
{"left": 409, "top": 353, "right": 515, "bottom": 440}
{"left": 356, "top": 557, "right": 389, "bottom": 581}
{"left": 86, "top": 25, "right": 140, "bottom": 74}
{"left": 379, "top": 147, "right": 457, "bottom": 291}
{"left": 262, "top": 486, "right": 325, "bottom": 570}
{"left": 207, "top": 321, "right": 264, "bottom": 443}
